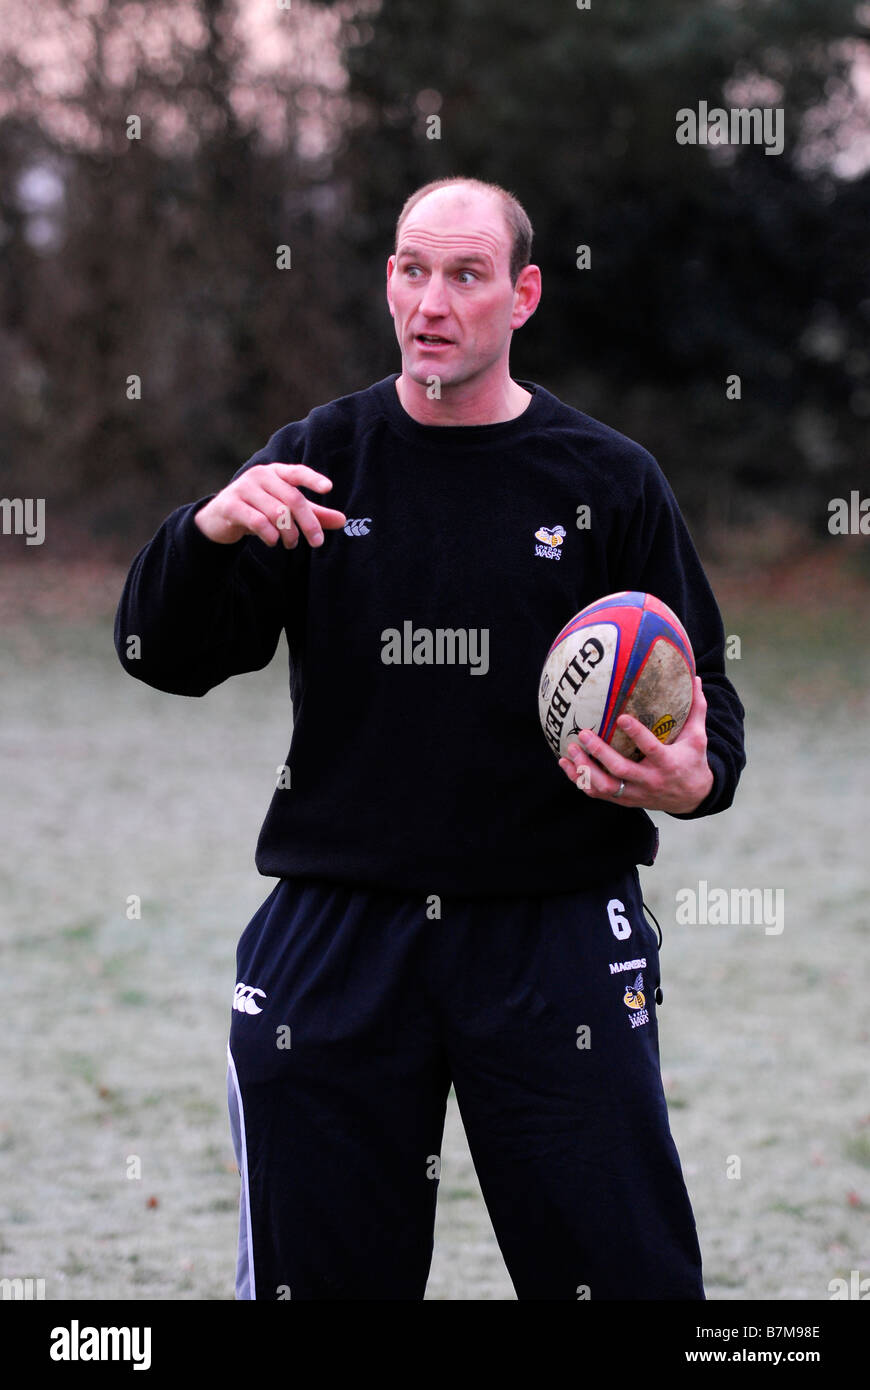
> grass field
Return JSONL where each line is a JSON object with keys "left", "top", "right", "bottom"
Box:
{"left": 1, "top": 564, "right": 868, "bottom": 1301}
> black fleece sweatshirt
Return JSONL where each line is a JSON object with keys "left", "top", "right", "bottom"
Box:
{"left": 114, "top": 374, "right": 745, "bottom": 898}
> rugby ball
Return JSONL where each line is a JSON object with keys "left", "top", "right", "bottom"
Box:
{"left": 538, "top": 591, "right": 695, "bottom": 762}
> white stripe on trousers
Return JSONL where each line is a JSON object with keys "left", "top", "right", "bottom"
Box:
{"left": 226, "top": 1042, "right": 256, "bottom": 1300}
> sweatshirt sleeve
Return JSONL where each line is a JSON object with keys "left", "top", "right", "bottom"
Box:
{"left": 113, "top": 438, "right": 308, "bottom": 697}
{"left": 612, "top": 455, "right": 746, "bottom": 820}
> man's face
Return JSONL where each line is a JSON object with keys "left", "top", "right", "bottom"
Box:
{"left": 386, "top": 188, "right": 539, "bottom": 392}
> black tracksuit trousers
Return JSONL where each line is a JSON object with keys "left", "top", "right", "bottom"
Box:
{"left": 227, "top": 867, "right": 704, "bottom": 1301}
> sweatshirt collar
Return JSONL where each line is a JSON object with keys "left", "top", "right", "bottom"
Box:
{"left": 372, "top": 373, "right": 554, "bottom": 450}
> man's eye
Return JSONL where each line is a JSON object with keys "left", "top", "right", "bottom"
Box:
{"left": 457, "top": 270, "right": 477, "bottom": 284}
{"left": 403, "top": 265, "right": 421, "bottom": 277}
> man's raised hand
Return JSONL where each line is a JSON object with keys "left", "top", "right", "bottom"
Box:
{"left": 193, "top": 463, "right": 346, "bottom": 548}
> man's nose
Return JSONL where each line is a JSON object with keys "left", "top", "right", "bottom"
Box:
{"left": 418, "top": 272, "right": 449, "bottom": 316}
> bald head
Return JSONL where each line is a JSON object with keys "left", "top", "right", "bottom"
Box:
{"left": 395, "top": 177, "right": 533, "bottom": 285}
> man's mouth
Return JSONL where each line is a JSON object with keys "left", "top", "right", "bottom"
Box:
{"left": 415, "top": 334, "right": 452, "bottom": 345}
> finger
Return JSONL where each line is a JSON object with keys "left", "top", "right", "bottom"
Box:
{"left": 570, "top": 728, "right": 636, "bottom": 782}
{"left": 277, "top": 496, "right": 328, "bottom": 547}
{"left": 268, "top": 497, "right": 347, "bottom": 535}
{"left": 674, "top": 677, "right": 708, "bottom": 743}
{"left": 559, "top": 754, "right": 585, "bottom": 786}
{"left": 249, "top": 490, "right": 300, "bottom": 547}
{"left": 682, "top": 675, "right": 704, "bottom": 712}
{"left": 251, "top": 482, "right": 321, "bottom": 547}
{"left": 228, "top": 499, "right": 284, "bottom": 547}
{"left": 269, "top": 463, "right": 336, "bottom": 492}
{"left": 255, "top": 478, "right": 343, "bottom": 547}
{"left": 558, "top": 756, "right": 598, "bottom": 794}
{"left": 265, "top": 499, "right": 347, "bottom": 548}
{"left": 276, "top": 510, "right": 300, "bottom": 549}
{"left": 310, "top": 504, "right": 348, "bottom": 529}
{"left": 613, "top": 713, "right": 668, "bottom": 762}
{"left": 563, "top": 743, "right": 627, "bottom": 800}
{"left": 686, "top": 675, "right": 707, "bottom": 722}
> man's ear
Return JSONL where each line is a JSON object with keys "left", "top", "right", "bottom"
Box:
{"left": 511, "top": 263, "right": 542, "bottom": 330}
{"left": 386, "top": 255, "right": 396, "bottom": 318}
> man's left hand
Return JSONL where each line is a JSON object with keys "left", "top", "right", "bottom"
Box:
{"left": 558, "top": 676, "right": 714, "bottom": 814}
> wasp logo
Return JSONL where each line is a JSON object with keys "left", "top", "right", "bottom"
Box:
{"left": 652, "top": 715, "right": 675, "bottom": 741}
{"left": 535, "top": 525, "right": 565, "bottom": 548}
{"left": 344, "top": 518, "right": 371, "bottom": 536}
{"left": 233, "top": 982, "right": 267, "bottom": 1015}
{"left": 534, "top": 524, "right": 566, "bottom": 562}
{"left": 623, "top": 973, "right": 646, "bottom": 1010}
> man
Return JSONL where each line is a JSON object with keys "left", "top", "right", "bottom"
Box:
{"left": 114, "top": 176, "right": 745, "bottom": 1301}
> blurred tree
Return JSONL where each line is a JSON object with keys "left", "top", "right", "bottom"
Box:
{"left": 0, "top": 0, "right": 349, "bottom": 542}
{"left": 0, "top": 0, "right": 867, "bottom": 550}
{"left": 324, "top": 0, "right": 870, "bottom": 546}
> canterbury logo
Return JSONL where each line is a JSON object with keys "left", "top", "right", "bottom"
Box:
{"left": 344, "top": 518, "right": 371, "bottom": 536}
{"left": 233, "top": 982, "right": 266, "bottom": 1015}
